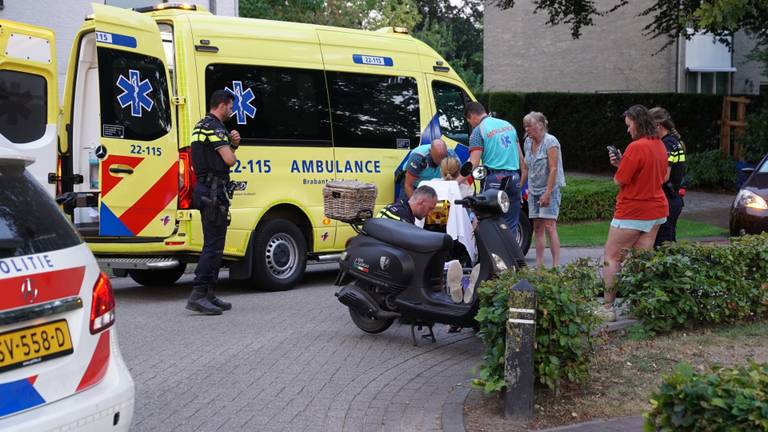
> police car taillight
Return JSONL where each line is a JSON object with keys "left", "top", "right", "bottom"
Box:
{"left": 90, "top": 272, "right": 116, "bottom": 334}
{"left": 178, "top": 147, "right": 196, "bottom": 209}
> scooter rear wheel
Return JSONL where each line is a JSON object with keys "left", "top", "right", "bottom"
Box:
{"left": 349, "top": 308, "right": 394, "bottom": 334}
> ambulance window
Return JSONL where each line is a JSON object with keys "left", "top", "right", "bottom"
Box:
{"left": 97, "top": 48, "right": 172, "bottom": 141}
{"left": 0, "top": 165, "right": 82, "bottom": 259}
{"left": 432, "top": 81, "right": 470, "bottom": 146}
{"left": 205, "top": 64, "right": 331, "bottom": 145}
{"left": 0, "top": 70, "right": 47, "bottom": 144}
{"left": 327, "top": 72, "right": 419, "bottom": 149}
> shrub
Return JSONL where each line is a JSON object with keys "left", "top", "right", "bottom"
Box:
{"left": 617, "top": 234, "right": 768, "bottom": 334}
{"left": 740, "top": 108, "right": 768, "bottom": 164}
{"left": 474, "top": 259, "right": 601, "bottom": 394}
{"left": 476, "top": 92, "right": 762, "bottom": 173}
{"left": 645, "top": 362, "right": 768, "bottom": 431}
{"left": 558, "top": 178, "right": 617, "bottom": 223}
{"left": 684, "top": 149, "right": 738, "bottom": 191}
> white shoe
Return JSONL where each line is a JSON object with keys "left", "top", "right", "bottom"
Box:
{"left": 464, "top": 264, "right": 481, "bottom": 303}
{"left": 447, "top": 260, "right": 463, "bottom": 303}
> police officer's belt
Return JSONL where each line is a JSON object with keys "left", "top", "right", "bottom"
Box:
{"left": 198, "top": 173, "right": 228, "bottom": 187}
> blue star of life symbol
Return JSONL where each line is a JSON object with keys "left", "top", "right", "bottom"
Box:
{"left": 116, "top": 69, "right": 154, "bottom": 117}
{"left": 225, "top": 81, "right": 257, "bottom": 125}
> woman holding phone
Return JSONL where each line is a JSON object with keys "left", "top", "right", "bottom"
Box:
{"left": 598, "top": 105, "right": 669, "bottom": 321}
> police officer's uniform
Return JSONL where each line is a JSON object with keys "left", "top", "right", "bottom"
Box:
{"left": 187, "top": 113, "right": 234, "bottom": 315}
{"left": 377, "top": 198, "right": 416, "bottom": 225}
{"left": 654, "top": 134, "right": 686, "bottom": 247}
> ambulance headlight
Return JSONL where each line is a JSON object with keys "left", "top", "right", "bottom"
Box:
{"left": 497, "top": 191, "right": 510, "bottom": 213}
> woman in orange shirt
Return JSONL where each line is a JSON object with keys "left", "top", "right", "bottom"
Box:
{"left": 598, "top": 105, "right": 669, "bottom": 321}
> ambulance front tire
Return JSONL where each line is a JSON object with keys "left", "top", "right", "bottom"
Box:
{"left": 128, "top": 264, "right": 187, "bottom": 287}
{"left": 252, "top": 219, "right": 307, "bottom": 291}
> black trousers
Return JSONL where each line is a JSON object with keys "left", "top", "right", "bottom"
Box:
{"left": 192, "top": 184, "right": 228, "bottom": 287}
{"left": 655, "top": 194, "right": 683, "bottom": 248}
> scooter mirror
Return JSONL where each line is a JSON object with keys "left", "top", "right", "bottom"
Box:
{"left": 472, "top": 165, "right": 488, "bottom": 181}
{"left": 460, "top": 161, "right": 473, "bottom": 177}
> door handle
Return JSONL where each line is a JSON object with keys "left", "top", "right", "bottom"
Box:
{"left": 108, "top": 165, "right": 134, "bottom": 175}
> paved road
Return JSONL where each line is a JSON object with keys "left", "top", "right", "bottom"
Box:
{"left": 114, "top": 249, "right": 603, "bottom": 432}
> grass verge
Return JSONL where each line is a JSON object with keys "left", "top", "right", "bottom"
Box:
{"left": 556, "top": 219, "right": 727, "bottom": 247}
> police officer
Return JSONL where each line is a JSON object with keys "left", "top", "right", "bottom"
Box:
{"left": 378, "top": 185, "right": 438, "bottom": 224}
{"left": 402, "top": 139, "right": 455, "bottom": 198}
{"left": 464, "top": 101, "right": 527, "bottom": 230}
{"left": 650, "top": 107, "right": 687, "bottom": 247}
{"left": 186, "top": 89, "right": 241, "bottom": 315}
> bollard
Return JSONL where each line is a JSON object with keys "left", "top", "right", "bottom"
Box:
{"left": 503, "top": 279, "right": 536, "bottom": 420}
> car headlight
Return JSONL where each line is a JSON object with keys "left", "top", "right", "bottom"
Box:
{"left": 491, "top": 253, "right": 508, "bottom": 272}
{"left": 497, "top": 191, "right": 510, "bottom": 213}
{"left": 735, "top": 189, "right": 768, "bottom": 210}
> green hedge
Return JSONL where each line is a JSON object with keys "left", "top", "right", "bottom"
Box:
{"left": 618, "top": 234, "right": 768, "bottom": 334}
{"left": 474, "top": 259, "right": 601, "bottom": 393}
{"left": 559, "top": 178, "right": 617, "bottom": 223}
{"left": 477, "top": 92, "right": 761, "bottom": 173}
{"left": 646, "top": 362, "right": 768, "bottom": 431}
{"left": 685, "top": 149, "right": 738, "bottom": 191}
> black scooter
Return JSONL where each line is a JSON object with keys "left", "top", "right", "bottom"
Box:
{"left": 334, "top": 164, "right": 526, "bottom": 345}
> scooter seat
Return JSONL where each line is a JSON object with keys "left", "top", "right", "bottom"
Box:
{"left": 363, "top": 218, "right": 453, "bottom": 253}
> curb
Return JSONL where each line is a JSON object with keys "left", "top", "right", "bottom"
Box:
{"left": 537, "top": 415, "right": 644, "bottom": 431}
{"left": 442, "top": 372, "right": 474, "bottom": 432}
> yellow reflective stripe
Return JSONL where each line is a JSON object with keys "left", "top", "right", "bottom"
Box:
{"left": 208, "top": 135, "right": 227, "bottom": 143}
{"left": 377, "top": 209, "right": 401, "bottom": 220}
{"left": 668, "top": 152, "right": 686, "bottom": 163}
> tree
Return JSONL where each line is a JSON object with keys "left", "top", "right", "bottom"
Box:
{"left": 239, "top": 0, "right": 421, "bottom": 30}
{"left": 239, "top": 0, "right": 485, "bottom": 93}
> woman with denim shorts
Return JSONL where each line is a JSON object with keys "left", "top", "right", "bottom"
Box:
{"left": 522, "top": 112, "right": 565, "bottom": 268}
{"left": 599, "top": 105, "right": 669, "bottom": 321}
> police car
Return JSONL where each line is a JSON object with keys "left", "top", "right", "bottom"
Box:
{"left": 0, "top": 148, "right": 134, "bottom": 431}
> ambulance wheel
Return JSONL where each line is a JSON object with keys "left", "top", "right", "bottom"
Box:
{"left": 128, "top": 264, "right": 187, "bottom": 287}
{"left": 515, "top": 214, "right": 532, "bottom": 256}
{"left": 252, "top": 219, "right": 307, "bottom": 291}
{"left": 349, "top": 308, "right": 394, "bottom": 334}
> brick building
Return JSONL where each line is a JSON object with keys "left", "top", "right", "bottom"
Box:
{"left": 484, "top": 0, "right": 767, "bottom": 95}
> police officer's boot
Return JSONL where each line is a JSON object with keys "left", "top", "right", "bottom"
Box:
{"left": 206, "top": 286, "right": 232, "bottom": 311}
{"left": 185, "top": 285, "right": 223, "bottom": 315}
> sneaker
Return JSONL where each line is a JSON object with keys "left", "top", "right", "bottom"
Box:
{"left": 464, "top": 264, "right": 481, "bottom": 303}
{"left": 447, "top": 260, "right": 463, "bottom": 303}
{"left": 593, "top": 305, "right": 616, "bottom": 322}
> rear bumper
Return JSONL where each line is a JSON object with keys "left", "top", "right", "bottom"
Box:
{"left": 0, "top": 336, "right": 135, "bottom": 432}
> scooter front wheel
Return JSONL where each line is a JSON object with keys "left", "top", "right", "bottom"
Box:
{"left": 349, "top": 308, "right": 395, "bottom": 334}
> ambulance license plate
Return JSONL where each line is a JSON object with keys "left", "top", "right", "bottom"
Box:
{"left": 0, "top": 320, "right": 73, "bottom": 373}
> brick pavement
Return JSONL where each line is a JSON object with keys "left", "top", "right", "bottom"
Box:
{"left": 113, "top": 264, "right": 483, "bottom": 432}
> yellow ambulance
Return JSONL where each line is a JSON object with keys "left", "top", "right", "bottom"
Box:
{"left": 0, "top": 3, "right": 480, "bottom": 291}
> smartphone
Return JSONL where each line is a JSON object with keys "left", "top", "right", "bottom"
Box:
{"left": 606, "top": 145, "right": 621, "bottom": 162}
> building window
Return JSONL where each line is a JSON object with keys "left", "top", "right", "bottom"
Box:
{"left": 685, "top": 71, "right": 731, "bottom": 95}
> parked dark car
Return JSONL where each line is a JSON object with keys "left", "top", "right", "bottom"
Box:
{"left": 730, "top": 153, "right": 768, "bottom": 236}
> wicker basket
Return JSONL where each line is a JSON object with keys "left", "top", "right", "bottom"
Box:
{"left": 323, "top": 180, "right": 378, "bottom": 222}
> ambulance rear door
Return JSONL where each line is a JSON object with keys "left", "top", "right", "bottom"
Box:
{"left": 91, "top": 4, "right": 178, "bottom": 238}
{"left": 0, "top": 20, "right": 57, "bottom": 195}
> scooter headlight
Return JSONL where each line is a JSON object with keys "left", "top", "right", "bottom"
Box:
{"left": 491, "top": 253, "right": 509, "bottom": 272}
{"left": 497, "top": 191, "right": 510, "bottom": 213}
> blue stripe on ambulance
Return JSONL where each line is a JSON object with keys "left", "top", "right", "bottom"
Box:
{"left": 0, "top": 378, "right": 45, "bottom": 417}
